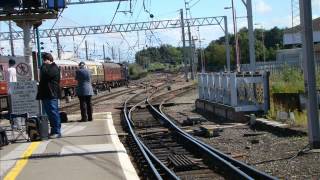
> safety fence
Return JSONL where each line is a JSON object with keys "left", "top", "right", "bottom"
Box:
{"left": 198, "top": 72, "right": 270, "bottom": 112}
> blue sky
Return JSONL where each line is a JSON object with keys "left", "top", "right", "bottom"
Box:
{"left": 1, "top": 0, "right": 320, "bottom": 61}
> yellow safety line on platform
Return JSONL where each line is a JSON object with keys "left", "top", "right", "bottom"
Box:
{"left": 4, "top": 142, "right": 40, "bottom": 180}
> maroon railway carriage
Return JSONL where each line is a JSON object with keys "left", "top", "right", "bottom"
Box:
{"left": 55, "top": 60, "right": 79, "bottom": 96}
{"left": 0, "top": 56, "right": 128, "bottom": 111}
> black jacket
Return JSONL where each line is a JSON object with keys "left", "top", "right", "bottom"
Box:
{"left": 37, "top": 63, "right": 61, "bottom": 99}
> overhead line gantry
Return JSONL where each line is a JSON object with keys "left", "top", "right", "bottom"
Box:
{"left": 0, "top": 16, "right": 225, "bottom": 40}
{"left": 65, "top": 0, "right": 127, "bottom": 5}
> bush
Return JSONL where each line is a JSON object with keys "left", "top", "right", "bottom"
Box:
{"left": 128, "top": 63, "right": 148, "bottom": 80}
{"left": 148, "top": 62, "right": 166, "bottom": 72}
{"left": 270, "top": 66, "right": 304, "bottom": 94}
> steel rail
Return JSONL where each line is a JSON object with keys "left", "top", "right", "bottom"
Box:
{"left": 159, "top": 101, "right": 277, "bottom": 180}
{"left": 123, "top": 92, "right": 179, "bottom": 180}
{"left": 123, "top": 94, "right": 162, "bottom": 179}
{"left": 147, "top": 100, "right": 277, "bottom": 180}
{"left": 147, "top": 99, "right": 254, "bottom": 180}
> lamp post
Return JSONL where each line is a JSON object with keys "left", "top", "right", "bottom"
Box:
{"left": 225, "top": 0, "right": 240, "bottom": 72}
{"left": 254, "top": 23, "right": 266, "bottom": 63}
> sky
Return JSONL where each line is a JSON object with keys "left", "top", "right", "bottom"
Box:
{"left": 0, "top": 0, "right": 320, "bottom": 62}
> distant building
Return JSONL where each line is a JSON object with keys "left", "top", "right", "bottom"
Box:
{"left": 283, "top": 17, "right": 320, "bottom": 45}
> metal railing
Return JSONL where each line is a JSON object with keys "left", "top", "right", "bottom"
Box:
{"left": 198, "top": 72, "right": 270, "bottom": 112}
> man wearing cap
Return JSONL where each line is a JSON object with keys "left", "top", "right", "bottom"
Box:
{"left": 75, "top": 62, "right": 94, "bottom": 122}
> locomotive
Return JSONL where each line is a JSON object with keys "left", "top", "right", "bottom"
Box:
{"left": 0, "top": 55, "right": 128, "bottom": 111}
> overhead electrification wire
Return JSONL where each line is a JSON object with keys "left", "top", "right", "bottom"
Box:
{"left": 189, "top": 0, "right": 201, "bottom": 9}
{"left": 48, "top": 8, "right": 65, "bottom": 42}
{"left": 75, "top": 1, "right": 122, "bottom": 57}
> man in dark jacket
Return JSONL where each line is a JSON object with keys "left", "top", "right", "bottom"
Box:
{"left": 37, "top": 52, "right": 61, "bottom": 138}
{"left": 75, "top": 62, "right": 94, "bottom": 122}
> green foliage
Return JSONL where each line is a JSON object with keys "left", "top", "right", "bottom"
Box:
{"left": 148, "top": 62, "right": 166, "bottom": 72}
{"left": 264, "top": 27, "right": 284, "bottom": 49}
{"left": 128, "top": 63, "right": 147, "bottom": 80}
{"left": 204, "top": 43, "right": 227, "bottom": 71}
{"left": 270, "top": 65, "right": 304, "bottom": 93}
{"left": 135, "top": 44, "right": 182, "bottom": 67}
{"left": 134, "top": 26, "right": 285, "bottom": 72}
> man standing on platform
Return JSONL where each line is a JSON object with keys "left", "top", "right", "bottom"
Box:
{"left": 75, "top": 62, "right": 94, "bottom": 122}
{"left": 36, "top": 52, "right": 62, "bottom": 138}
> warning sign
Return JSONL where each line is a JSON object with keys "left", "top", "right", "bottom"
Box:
{"left": 9, "top": 81, "right": 39, "bottom": 116}
{"left": 15, "top": 62, "right": 32, "bottom": 81}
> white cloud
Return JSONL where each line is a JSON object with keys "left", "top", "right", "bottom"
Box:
{"left": 255, "top": 0, "right": 272, "bottom": 14}
{"left": 265, "top": 15, "right": 292, "bottom": 29}
{"left": 313, "top": 0, "right": 320, "bottom": 7}
{"left": 313, "top": 0, "right": 320, "bottom": 17}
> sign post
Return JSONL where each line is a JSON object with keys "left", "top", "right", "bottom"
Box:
{"left": 9, "top": 81, "right": 40, "bottom": 116}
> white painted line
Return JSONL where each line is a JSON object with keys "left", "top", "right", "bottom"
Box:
{"left": 61, "top": 123, "right": 86, "bottom": 135}
{"left": 60, "top": 144, "right": 126, "bottom": 155}
{"left": 105, "top": 112, "right": 140, "bottom": 180}
{"left": 0, "top": 120, "right": 88, "bottom": 178}
{"left": 0, "top": 143, "right": 30, "bottom": 178}
{"left": 33, "top": 140, "right": 51, "bottom": 154}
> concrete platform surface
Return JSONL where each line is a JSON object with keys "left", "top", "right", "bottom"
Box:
{"left": 0, "top": 112, "right": 139, "bottom": 180}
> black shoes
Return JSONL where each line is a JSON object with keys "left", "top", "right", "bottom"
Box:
{"left": 80, "top": 118, "right": 93, "bottom": 122}
{"left": 49, "top": 133, "right": 61, "bottom": 139}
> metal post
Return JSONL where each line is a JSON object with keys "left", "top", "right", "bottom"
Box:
{"left": 9, "top": 21, "right": 15, "bottom": 56}
{"left": 55, "top": 33, "right": 61, "bottom": 59}
{"left": 111, "top": 46, "right": 115, "bottom": 61}
{"left": 187, "top": 22, "right": 194, "bottom": 80}
{"left": 231, "top": 0, "right": 240, "bottom": 72}
{"left": 300, "top": 0, "right": 320, "bottom": 149}
{"left": 224, "top": 16, "right": 231, "bottom": 72}
{"left": 85, "top": 40, "right": 88, "bottom": 60}
{"left": 262, "top": 28, "right": 266, "bottom": 63}
{"left": 35, "top": 26, "right": 43, "bottom": 115}
{"left": 192, "top": 37, "right": 197, "bottom": 78}
{"left": 118, "top": 47, "right": 121, "bottom": 63}
{"left": 103, "top": 44, "right": 106, "bottom": 60}
{"left": 246, "top": 0, "right": 256, "bottom": 71}
{"left": 180, "top": 9, "right": 188, "bottom": 81}
{"left": 36, "top": 27, "right": 42, "bottom": 67}
{"left": 198, "top": 27, "right": 205, "bottom": 73}
{"left": 17, "top": 21, "right": 34, "bottom": 80}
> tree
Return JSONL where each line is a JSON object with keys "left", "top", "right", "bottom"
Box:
{"left": 204, "top": 42, "right": 227, "bottom": 71}
{"left": 135, "top": 44, "right": 182, "bottom": 66}
{"left": 264, "top": 27, "right": 284, "bottom": 49}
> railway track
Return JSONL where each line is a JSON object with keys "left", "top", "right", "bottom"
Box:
{"left": 122, "top": 84, "right": 278, "bottom": 180}
{"left": 60, "top": 87, "right": 139, "bottom": 112}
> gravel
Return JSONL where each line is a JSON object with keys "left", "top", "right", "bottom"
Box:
{"left": 163, "top": 89, "right": 320, "bottom": 180}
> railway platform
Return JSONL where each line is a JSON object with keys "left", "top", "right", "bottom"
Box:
{"left": 0, "top": 112, "right": 139, "bottom": 180}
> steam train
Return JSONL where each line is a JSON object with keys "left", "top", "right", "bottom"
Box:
{"left": 0, "top": 55, "right": 128, "bottom": 111}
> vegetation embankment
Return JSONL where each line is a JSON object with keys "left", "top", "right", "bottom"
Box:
{"left": 268, "top": 66, "right": 320, "bottom": 127}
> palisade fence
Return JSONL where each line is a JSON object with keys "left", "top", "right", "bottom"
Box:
{"left": 240, "top": 50, "right": 320, "bottom": 73}
{"left": 198, "top": 72, "right": 270, "bottom": 112}
{"left": 241, "top": 61, "right": 320, "bottom": 74}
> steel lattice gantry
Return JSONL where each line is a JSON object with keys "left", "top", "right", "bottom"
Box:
{"left": 0, "top": 16, "right": 225, "bottom": 41}
{"left": 65, "top": 0, "right": 127, "bottom": 5}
